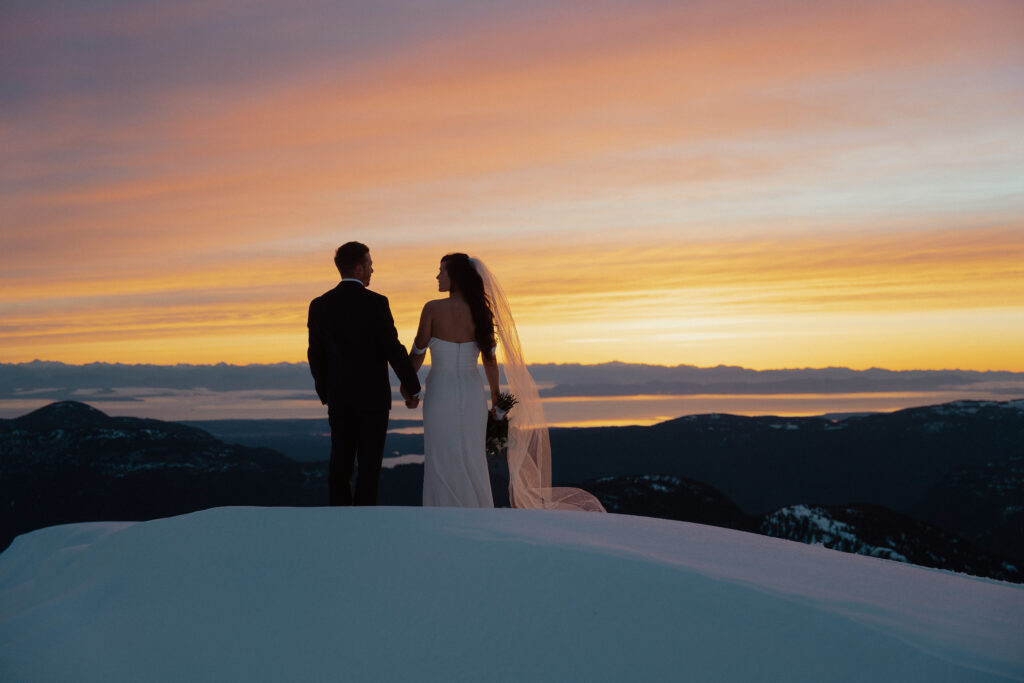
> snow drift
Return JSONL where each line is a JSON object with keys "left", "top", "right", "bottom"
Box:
{"left": 1, "top": 507, "right": 1022, "bottom": 682}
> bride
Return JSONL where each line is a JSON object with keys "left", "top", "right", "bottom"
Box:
{"left": 409, "top": 253, "right": 604, "bottom": 512}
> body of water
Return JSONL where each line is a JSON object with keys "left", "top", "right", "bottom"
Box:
{"left": 2, "top": 388, "right": 1021, "bottom": 427}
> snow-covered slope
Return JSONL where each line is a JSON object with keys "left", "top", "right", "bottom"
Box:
{"left": 1, "top": 507, "right": 1022, "bottom": 682}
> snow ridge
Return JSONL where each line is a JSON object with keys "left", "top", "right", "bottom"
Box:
{"left": 1, "top": 507, "right": 1022, "bottom": 682}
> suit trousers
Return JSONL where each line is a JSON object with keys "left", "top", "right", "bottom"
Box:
{"left": 327, "top": 405, "right": 390, "bottom": 506}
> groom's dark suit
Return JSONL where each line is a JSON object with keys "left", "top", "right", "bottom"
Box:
{"left": 307, "top": 280, "right": 421, "bottom": 505}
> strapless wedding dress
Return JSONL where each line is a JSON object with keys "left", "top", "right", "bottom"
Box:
{"left": 421, "top": 338, "right": 494, "bottom": 508}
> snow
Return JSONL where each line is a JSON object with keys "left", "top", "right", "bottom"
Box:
{"left": 104, "top": 462, "right": 227, "bottom": 477}
{"left": 638, "top": 474, "right": 683, "bottom": 492}
{"left": 763, "top": 505, "right": 911, "bottom": 563}
{"left": 2, "top": 507, "right": 1022, "bottom": 682}
{"left": 929, "top": 400, "right": 1024, "bottom": 417}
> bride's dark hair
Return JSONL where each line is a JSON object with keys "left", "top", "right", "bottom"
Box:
{"left": 442, "top": 253, "right": 496, "bottom": 361}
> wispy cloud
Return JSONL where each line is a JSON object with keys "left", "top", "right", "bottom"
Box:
{"left": 2, "top": 0, "right": 1022, "bottom": 368}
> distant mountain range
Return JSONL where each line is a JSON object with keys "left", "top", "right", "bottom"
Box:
{"left": 0, "top": 402, "right": 417, "bottom": 552}
{"left": 2, "top": 400, "right": 1021, "bottom": 583}
{"left": 3, "top": 359, "right": 1023, "bottom": 402}
{"left": 179, "top": 417, "right": 421, "bottom": 462}
{"left": 549, "top": 400, "right": 1024, "bottom": 566}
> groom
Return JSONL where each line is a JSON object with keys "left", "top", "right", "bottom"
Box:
{"left": 307, "top": 242, "right": 421, "bottom": 505}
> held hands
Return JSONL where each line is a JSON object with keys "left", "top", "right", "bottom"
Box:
{"left": 400, "top": 385, "right": 420, "bottom": 409}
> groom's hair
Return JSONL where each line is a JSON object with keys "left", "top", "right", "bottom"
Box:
{"left": 335, "top": 242, "right": 369, "bottom": 276}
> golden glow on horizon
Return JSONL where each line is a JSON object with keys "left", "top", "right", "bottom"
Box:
{"left": 3, "top": 226, "right": 1022, "bottom": 370}
{"left": 2, "top": 0, "right": 1023, "bottom": 370}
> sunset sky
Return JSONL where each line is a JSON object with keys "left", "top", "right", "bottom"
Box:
{"left": 2, "top": 0, "right": 1023, "bottom": 370}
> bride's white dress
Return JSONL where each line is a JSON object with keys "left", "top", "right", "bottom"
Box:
{"left": 421, "top": 338, "right": 494, "bottom": 508}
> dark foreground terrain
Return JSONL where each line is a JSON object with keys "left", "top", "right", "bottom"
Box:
{"left": 3, "top": 400, "right": 1021, "bottom": 581}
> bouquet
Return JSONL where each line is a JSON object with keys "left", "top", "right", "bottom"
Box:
{"left": 486, "top": 392, "right": 518, "bottom": 459}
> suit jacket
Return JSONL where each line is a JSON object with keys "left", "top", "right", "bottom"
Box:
{"left": 307, "top": 281, "right": 421, "bottom": 411}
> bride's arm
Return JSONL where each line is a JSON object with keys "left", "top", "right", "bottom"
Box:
{"left": 409, "top": 303, "right": 431, "bottom": 372}
{"left": 482, "top": 351, "right": 499, "bottom": 410}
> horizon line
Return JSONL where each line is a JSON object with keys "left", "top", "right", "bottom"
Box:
{"left": 3, "top": 358, "right": 1024, "bottom": 375}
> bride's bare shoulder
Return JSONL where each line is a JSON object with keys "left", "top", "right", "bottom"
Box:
{"left": 421, "top": 298, "right": 448, "bottom": 316}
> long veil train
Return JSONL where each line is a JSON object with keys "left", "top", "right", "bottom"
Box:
{"left": 470, "top": 258, "right": 606, "bottom": 513}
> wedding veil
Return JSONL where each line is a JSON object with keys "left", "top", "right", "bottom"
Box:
{"left": 470, "top": 258, "right": 606, "bottom": 513}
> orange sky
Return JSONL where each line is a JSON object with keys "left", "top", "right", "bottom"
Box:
{"left": 2, "top": 0, "right": 1023, "bottom": 370}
